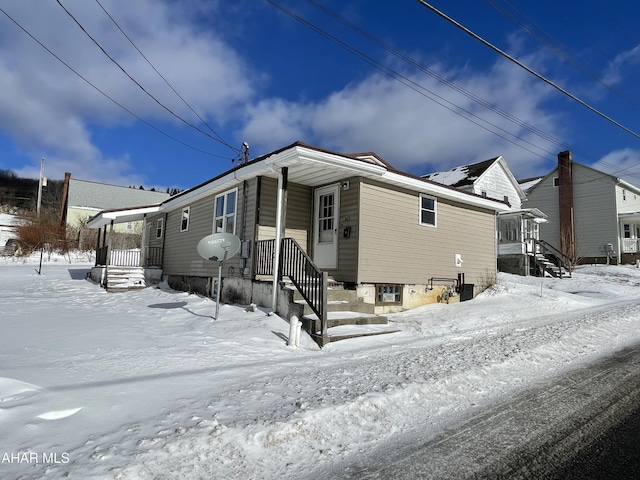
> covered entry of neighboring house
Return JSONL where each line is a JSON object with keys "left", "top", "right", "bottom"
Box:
{"left": 313, "top": 183, "right": 340, "bottom": 268}
{"left": 619, "top": 214, "right": 640, "bottom": 263}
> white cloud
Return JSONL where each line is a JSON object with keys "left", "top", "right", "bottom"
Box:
{"left": 241, "top": 56, "right": 564, "bottom": 180}
{"left": 0, "top": 0, "right": 254, "bottom": 183}
{"left": 603, "top": 44, "right": 640, "bottom": 86}
{"left": 593, "top": 148, "right": 640, "bottom": 186}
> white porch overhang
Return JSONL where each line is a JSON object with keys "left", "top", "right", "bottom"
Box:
{"left": 499, "top": 208, "right": 548, "bottom": 223}
{"left": 618, "top": 211, "right": 640, "bottom": 223}
{"left": 87, "top": 205, "right": 162, "bottom": 229}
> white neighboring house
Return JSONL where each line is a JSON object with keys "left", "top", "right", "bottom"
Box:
{"left": 423, "top": 156, "right": 552, "bottom": 276}
{"left": 524, "top": 150, "right": 640, "bottom": 265}
{"left": 62, "top": 175, "right": 170, "bottom": 233}
{"left": 0, "top": 213, "right": 19, "bottom": 254}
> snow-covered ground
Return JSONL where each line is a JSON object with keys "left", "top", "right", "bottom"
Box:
{"left": 2, "top": 253, "right": 640, "bottom": 479}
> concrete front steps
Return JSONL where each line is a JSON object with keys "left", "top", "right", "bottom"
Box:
{"left": 290, "top": 284, "right": 400, "bottom": 346}
{"left": 105, "top": 266, "right": 146, "bottom": 292}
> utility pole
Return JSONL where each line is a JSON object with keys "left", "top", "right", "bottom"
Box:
{"left": 36, "top": 157, "right": 46, "bottom": 217}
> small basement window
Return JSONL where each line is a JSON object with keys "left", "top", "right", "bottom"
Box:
{"left": 376, "top": 284, "right": 402, "bottom": 305}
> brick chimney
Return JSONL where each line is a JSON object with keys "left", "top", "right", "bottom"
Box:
{"left": 59, "top": 172, "right": 71, "bottom": 227}
{"left": 557, "top": 151, "right": 575, "bottom": 260}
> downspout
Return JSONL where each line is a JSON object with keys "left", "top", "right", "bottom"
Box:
{"left": 271, "top": 167, "right": 288, "bottom": 313}
{"left": 160, "top": 213, "right": 168, "bottom": 270}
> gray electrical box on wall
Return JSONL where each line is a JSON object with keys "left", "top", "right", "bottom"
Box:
{"left": 241, "top": 241, "right": 251, "bottom": 258}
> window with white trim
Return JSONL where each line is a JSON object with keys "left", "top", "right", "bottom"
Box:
{"left": 214, "top": 189, "right": 237, "bottom": 234}
{"left": 420, "top": 195, "right": 436, "bottom": 226}
{"left": 156, "top": 218, "right": 163, "bottom": 239}
{"left": 181, "top": 207, "right": 190, "bottom": 232}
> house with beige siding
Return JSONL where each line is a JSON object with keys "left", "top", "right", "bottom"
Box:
{"left": 88, "top": 142, "right": 510, "bottom": 345}
{"left": 525, "top": 150, "right": 640, "bottom": 265}
{"left": 423, "top": 156, "right": 552, "bottom": 276}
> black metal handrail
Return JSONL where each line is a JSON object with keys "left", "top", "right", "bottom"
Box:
{"left": 254, "top": 239, "right": 276, "bottom": 276}
{"left": 144, "top": 246, "right": 163, "bottom": 267}
{"left": 96, "top": 245, "right": 109, "bottom": 266}
{"left": 526, "top": 238, "right": 572, "bottom": 278}
{"left": 280, "top": 238, "right": 327, "bottom": 336}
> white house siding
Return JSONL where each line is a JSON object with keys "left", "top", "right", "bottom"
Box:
{"left": 357, "top": 181, "right": 496, "bottom": 287}
{"left": 615, "top": 184, "right": 640, "bottom": 214}
{"left": 475, "top": 162, "right": 522, "bottom": 210}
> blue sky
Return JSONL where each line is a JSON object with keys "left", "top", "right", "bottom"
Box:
{"left": 1, "top": 0, "right": 640, "bottom": 191}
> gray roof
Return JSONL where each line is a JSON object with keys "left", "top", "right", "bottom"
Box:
{"left": 68, "top": 179, "right": 169, "bottom": 210}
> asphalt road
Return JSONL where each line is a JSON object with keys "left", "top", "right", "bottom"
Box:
{"left": 313, "top": 343, "right": 640, "bottom": 479}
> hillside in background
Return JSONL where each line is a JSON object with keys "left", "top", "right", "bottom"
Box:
{"left": 0, "top": 169, "right": 64, "bottom": 215}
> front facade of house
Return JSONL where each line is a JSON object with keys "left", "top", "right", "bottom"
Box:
{"left": 91, "top": 143, "right": 510, "bottom": 314}
{"left": 526, "top": 151, "right": 640, "bottom": 264}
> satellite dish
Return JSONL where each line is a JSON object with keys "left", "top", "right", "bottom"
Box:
{"left": 197, "top": 233, "right": 241, "bottom": 262}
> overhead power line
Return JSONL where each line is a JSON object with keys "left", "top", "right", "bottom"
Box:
{"left": 94, "top": 0, "right": 233, "bottom": 149}
{"left": 415, "top": 0, "right": 640, "bottom": 141}
{"left": 266, "top": 0, "right": 556, "bottom": 160}
{"left": 55, "top": 0, "right": 239, "bottom": 154}
{"left": 303, "top": 0, "right": 590, "bottom": 160}
{"left": 0, "top": 6, "right": 233, "bottom": 160}
{"left": 483, "top": 0, "right": 640, "bottom": 109}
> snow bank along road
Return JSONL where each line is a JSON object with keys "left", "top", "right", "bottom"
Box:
{"left": 2, "top": 260, "right": 640, "bottom": 479}
{"left": 323, "top": 342, "right": 640, "bottom": 479}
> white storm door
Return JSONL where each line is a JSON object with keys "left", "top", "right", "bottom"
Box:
{"left": 313, "top": 184, "right": 340, "bottom": 269}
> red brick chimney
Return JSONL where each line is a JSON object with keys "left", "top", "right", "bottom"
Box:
{"left": 59, "top": 172, "right": 71, "bottom": 227}
{"left": 557, "top": 151, "right": 575, "bottom": 260}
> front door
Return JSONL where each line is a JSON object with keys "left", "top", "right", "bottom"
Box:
{"left": 313, "top": 184, "right": 339, "bottom": 268}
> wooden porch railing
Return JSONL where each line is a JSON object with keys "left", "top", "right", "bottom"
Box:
{"left": 110, "top": 249, "right": 141, "bottom": 267}
{"left": 622, "top": 238, "right": 639, "bottom": 253}
{"left": 255, "top": 238, "right": 327, "bottom": 336}
{"left": 94, "top": 246, "right": 142, "bottom": 267}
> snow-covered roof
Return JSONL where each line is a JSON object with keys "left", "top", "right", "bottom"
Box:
{"left": 422, "top": 157, "right": 497, "bottom": 188}
{"left": 518, "top": 176, "right": 544, "bottom": 194}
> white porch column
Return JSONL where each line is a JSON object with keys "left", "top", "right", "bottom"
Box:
{"left": 271, "top": 167, "right": 288, "bottom": 312}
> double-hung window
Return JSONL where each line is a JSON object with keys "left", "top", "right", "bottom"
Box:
{"left": 156, "top": 218, "right": 164, "bottom": 239}
{"left": 214, "top": 189, "right": 237, "bottom": 234}
{"left": 181, "top": 207, "right": 190, "bottom": 232}
{"left": 420, "top": 195, "right": 437, "bottom": 226}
